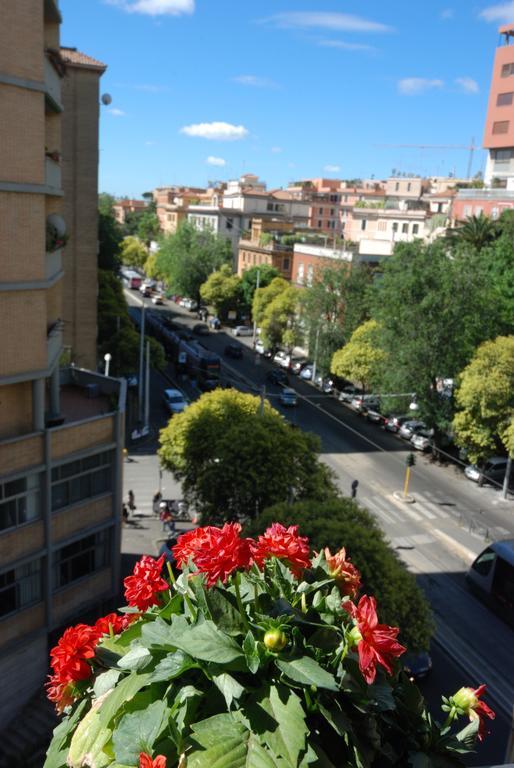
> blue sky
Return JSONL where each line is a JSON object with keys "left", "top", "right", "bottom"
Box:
{"left": 60, "top": 0, "right": 514, "bottom": 196}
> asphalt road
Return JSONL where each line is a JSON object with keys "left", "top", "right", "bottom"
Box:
{"left": 125, "top": 291, "right": 514, "bottom": 764}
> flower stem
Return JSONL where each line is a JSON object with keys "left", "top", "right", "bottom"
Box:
{"left": 234, "top": 572, "right": 250, "bottom": 631}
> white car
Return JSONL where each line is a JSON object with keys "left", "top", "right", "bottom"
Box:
{"left": 399, "top": 420, "right": 426, "bottom": 440}
{"left": 273, "top": 351, "right": 291, "bottom": 369}
{"left": 151, "top": 293, "right": 164, "bottom": 305}
{"left": 299, "top": 365, "right": 313, "bottom": 381}
{"left": 163, "top": 388, "right": 188, "bottom": 415}
{"left": 411, "top": 431, "right": 432, "bottom": 451}
{"left": 232, "top": 325, "right": 253, "bottom": 337}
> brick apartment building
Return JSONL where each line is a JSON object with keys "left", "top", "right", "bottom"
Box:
{"left": 0, "top": 0, "right": 125, "bottom": 737}
{"left": 112, "top": 197, "right": 147, "bottom": 225}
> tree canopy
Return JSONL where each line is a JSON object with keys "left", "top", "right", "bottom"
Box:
{"left": 200, "top": 264, "right": 242, "bottom": 318}
{"left": 447, "top": 213, "right": 497, "bottom": 250}
{"left": 240, "top": 264, "right": 280, "bottom": 308}
{"left": 245, "top": 498, "right": 434, "bottom": 652}
{"left": 252, "top": 277, "right": 302, "bottom": 350}
{"left": 158, "top": 388, "right": 337, "bottom": 523}
{"left": 98, "top": 209, "right": 123, "bottom": 271}
{"left": 453, "top": 336, "right": 514, "bottom": 462}
{"left": 120, "top": 236, "right": 148, "bottom": 269}
{"left": 331, "top": 319, "right": 386, "bottom": 392}
{"left": 156, "top": 222, "right": 232, "bottom": 302}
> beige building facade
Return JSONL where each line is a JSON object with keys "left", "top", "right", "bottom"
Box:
{"left": 0, "top": 0, "right": 124, "bottom": 737}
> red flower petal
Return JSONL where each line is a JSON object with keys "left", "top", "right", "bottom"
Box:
{"left": 252, "top": 523, "right": 311, "bottom": 577}
{"left": 124, "top": 554, "right": 169, "bottom": 610}
{"left": 344, "top": 595, "right": 405, "bottom": 684}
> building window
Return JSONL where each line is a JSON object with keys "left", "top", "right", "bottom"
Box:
{"left": 0, "top": 474, "right": 41, "bottom": 533}
{"left": 297, "top": 264, "right": 305, "bottom": 284}
{"left": 492, "top": 207, "right": 499, "bottom": 219}
{"left": 407, "top": 182, "right": 411, "bottom": 192}
{"left": 412, "top": 223, "right": 419, "bottom": 235}
{"left": 395, "top": 182, "right": 400, "bottom": 191}
{"left": 307, "top": 265, "right": 314, "bottom": 287}
{"left": 318, "top": 220, "right": 323, "bottom": 228}
{"left": 497, "top": 92, "right": 514, "bottom": 106}
{"left": 329, "top": 194, "right": 339, "bottom": 203}
{"left": 282, "top": 258, "right": 290, "bottom": 271}
{"left": 226, "top": 218, "right": 233, "bottom": 230}
{"left": 378, "top": 221, "right": 386, "bottom": 231}
{"left": 494, "top": 148, "right": 513, "bottom": 164}
{"left": 464, "top": 205, "right": 472, "bottom": 217}
{"left": 53, "top": 529, "right": 111, "bottom": 590}
{"left": 343, "top": 195, "right": 348, "bottom": 203}
{"left": 266, "top": 203, "right": 274, "bottom": 212}
{"left": 167, "top": 214, "right": 171, "bottom": 221}
{"left": 392, "top": 222, "right": 399, "bottom": 233}
{"left": 319, "top": 207, "right": 323, "bottom": 215}
{"left": 474, "top": 206, "right": 483, "bottom": 215}
{"left": 501, "top": 62, "right": 514, "bottom": 77}
{"left": 361, "top": 219, "right": 367, "bottom": 231}
{"left": 492, "top": 120, "right": 510, "bottom": 134}
{"left": 402, "top": 223, "right": 408, "bottom": 234}
{"left": 51, "top": 451, "right": 113, "bottom": 512}
{"left": 330, "top": 208, "right": 335, "bottom": 216}
{"left": 0, "top": 559, "right": 42, "bottom": 618}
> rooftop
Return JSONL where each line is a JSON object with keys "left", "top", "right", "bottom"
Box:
{"left": 60, "top": 46, "right": 107, "bottom": 71}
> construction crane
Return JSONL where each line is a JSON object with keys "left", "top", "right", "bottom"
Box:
{"left": 375, "top": 138, "right": 479, "bottom": 179}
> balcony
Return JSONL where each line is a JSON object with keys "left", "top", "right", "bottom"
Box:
{"left": 44, "top": 55, "right": 63, "bottom": 112}
{"left": 44, "top": 0, "right": 61, "bottom": 22}
{"left": 45, "top": 247, "right": 62, "bottom": 282}
{"left": 47, "top": 320, "right": 63, "bottom": 369}
{"left": 45, "top": 155, "right": 61, "bottom": 194}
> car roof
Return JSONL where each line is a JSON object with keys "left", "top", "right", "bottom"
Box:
{"left": 490, "top": 539, "right": 514, "bottom": 566}
{"left": 165, "top": 389, "right": 184, "bottom": 398}
{"left": 283, "top": 388, "right": 296, "bottom": 394}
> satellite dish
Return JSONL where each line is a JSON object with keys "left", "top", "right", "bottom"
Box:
{"left": 101, "top": 93, "right": 112, "bottom": 106}
{"left": 47, "top": 213, "right": 66, "bottom": 236}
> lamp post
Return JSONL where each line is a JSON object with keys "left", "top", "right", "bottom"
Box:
{"left": 252, "top": 268, "right": 260, "bottom": 345}
{"left": 103, "top": 353, "right": 112, "bottom": 377}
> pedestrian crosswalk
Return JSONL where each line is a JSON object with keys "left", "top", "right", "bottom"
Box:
{"left": 360, "top": 491, "right": 456, "bottom": 526}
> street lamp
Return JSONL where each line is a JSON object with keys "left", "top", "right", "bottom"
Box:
{"left": 104, "top": 353, "right": 112, "bottom": 377}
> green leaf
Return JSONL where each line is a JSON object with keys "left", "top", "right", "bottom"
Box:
{"left": 118, "top": 645, "right": 152, "bottom": 671}
{"left": 149, "top": 650, "right": 197, "bottom": 682}
{"left": 318, "top": 703, "right": 350, "bottom": 738}
{"left": 140, "top": 617, "right": 181, "bottom": 649}
{"left": 189, "top": 715, "right": 281, "bottom": 768}
{"left": 370, "top": 683, "right": 395, "bottom": 711}
{"left": 246, "top": 685, "right": 307, "bottom": 768}
{"left": 455, "top": 718, "right": 480, "bottom": 747}
{"left": 190, "top": 713, "right": 247, "bottom": 749}
{"left": 93, "top": 669, "right": 122, "bottom": 698}
{"left": 243, "top": 631, "right": 260, "bottom": 674}
{"left": 213, "top": 673, "right": 245, "bottom": 709}
{"left": 171, "top": 620, "right": 244, "bottom": 663}
{"left": 112, "top": 699, "right": 168, "bottom": 765}
{"left": 67, "top": 701, "right": 112, "bottom": 768}
{"left": 44, "top": 700, "right": 89, "bottom": 768}
{"left": 205, "top": 586, "right": 248, "bottom": 635}
{"left": 98, "top": 672, "right": 151, "bottom": 727}
{"left": 275, "top": 657, "right": 338, "bottom": 691}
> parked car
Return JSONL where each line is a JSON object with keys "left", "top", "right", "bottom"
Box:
{"left": 180, "top": 298, "right": 198, "bottom": 311}
{"left": 193, "top": 323, "right": 209, "bottom": 336}
{"left": 255, "top": 340, "right": 272, "bottom": 357}
{"left": 464, "top": 456, "right": 511, "bottom": 487}
{"left": 232, "top": 325, "right": 253, "bottom": 337}
{"left": 351, "top": 395, "right": 380, "bottom": 414}
{"left": 411, "top": 430, "right": 433, "bottom": 452}
{"left": 385, "top": 414, "right": 411, "bottom": 433}
{"left": 291, "top": 358, "right": 309, "bottom": 375}
{"left": 224, "top": 343, "right": 243, "bottom": 359}
{"left": 266, "top": 369, "right": 289, "bottom": 386}
{"left": 273, "top": 351, "right": 291, "bottom": 369}
{"left": 151, "top": 293, "right": 164, "bottom": 305}
{"left": 163, "top": 388, "right": 188, "bottom": 415}
{"left": 366, "top": 404, "right": 386, "bottom": 425}
{"left": 338, "top": 385, "right": 363, "bottom": 403}
{"left": 299, "top": 365, "right": 314, "bottom": 381}
{"left": 314, "top": 374, "right": 334, "bottom": 393}
{"left": 279, "top": 387, "right": 298, "bottom": 406}
{"left": 140, "top": 285, "right": 153, "bottom": 297}
{"left": 399, "top": 420, "right": 426, "bottom": 440}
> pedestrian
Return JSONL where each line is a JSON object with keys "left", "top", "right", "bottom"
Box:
{"left": 128, "top": 489, "right": 136, "bottom": 511}
{"left": 122, "top": 503, "right": 129, "bottom": 524}
{"left": 152, "top": 490, "right": 162, "bottom": 515}
{"left": 351, "top": 479, "right": 359, "bottom": 499}
{"left": 159, "top": 501, "right": 176, "bottom": 534}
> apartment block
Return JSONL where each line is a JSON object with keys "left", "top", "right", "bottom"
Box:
{"left": 237, "top": 218, "right": 295, "bottom": 279}
{"left": 0, "top": 0, "right": 124, "bottom": 732}
{"left": 112, "top": 197, "right": 147, "bottom": 224}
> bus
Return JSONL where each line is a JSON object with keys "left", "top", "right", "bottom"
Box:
{"left": 466, "top": 539, "right": 514, "bottom": 625}
{"left": 121, "top": 268, "right": 142, "bottom": 290}
{"left": 178, "top": 339, "right": 221, "bottom": 390}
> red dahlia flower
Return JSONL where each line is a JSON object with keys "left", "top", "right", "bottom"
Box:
{"left": 140, "top": 753, "right": 167, "bottom": 768}
{"left": 321, "top": 546, "right": 361, "bottom": 596}
{"left": 344, "top": 595, "right": 405, "bottom": 684}
{"left": 124, "top": 554, "right": 169, "bottom": 610}
{"left": 252, "top": 523, "right": 311, "bottom": 577}
{"left": 173, "top": 523, "right": 253, "bottom": 586}
{"left": 451, "top": 684, "right": 495, "bottom": 741}
{"left": 94, "top": 611, "right": 139, "bottom": 637}
{"left": 47, "top": 623, "right": 101, "bottom": 710}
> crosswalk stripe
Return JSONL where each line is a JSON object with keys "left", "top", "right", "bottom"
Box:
{"left": 415, "top": 492, "right": 450, "bottom": 519}
{"left": 360, "top": 496, "right": 397, "bottom": 524}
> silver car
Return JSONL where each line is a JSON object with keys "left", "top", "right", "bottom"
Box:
{"left": 399, "top": 420, "right": 426, "bottom": 440}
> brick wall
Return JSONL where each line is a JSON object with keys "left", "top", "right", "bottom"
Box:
{"left": 0, "top": 433, "right": 44, "bottom": 476}
{"left": 51, "top": 495, "right": 112, "bottom": 542}
{"left": 0, "top": 382, "right": 33, "bottom": 440}
{"left": 0, "top": 603, "right": 45, "bottom": 650}
{"left": 0, "top": 85, "right": 45, "bottom": 185}
{"left": 0, "top": 0, "right": 44, "bottom": 81}
{"left": 0, "top": 193, "right": 46, "bottom": 282}
{"left": 51, "top": 415, "right": 114, "bottom": 459}
{"left": 0, "top": 291, "right": 47, "bottom": 377}
{"left": 52, "top": 567, "right": 113, "bottom": 625}
{"left": 0, "top": 520, "right": 45, "bottom": 569}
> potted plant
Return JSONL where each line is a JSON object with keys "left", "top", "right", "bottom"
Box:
{"left": 46, "top": 221, "right": 69, "bottom": 252}
{"left": 45, "top": 148, "right": 62, "bottom": 162}
{"left": 43, "top": 523, "right": 494, "bottom": 767}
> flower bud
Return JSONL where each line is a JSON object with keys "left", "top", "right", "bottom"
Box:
{"left": 348, "top": 626, "right": 363, "bottom": 648}
{"left": 452, "top": 687, "right": 478, "bottom": 714}
{"left": 263, "top": 629, "right": 287, "bottom": 652}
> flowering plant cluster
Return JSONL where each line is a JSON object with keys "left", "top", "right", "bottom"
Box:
{"left": 46, "top": 221, "right": 69, "bottom": 253}
{"left": 44, "top": 523, "right": 494, "bottom": 768}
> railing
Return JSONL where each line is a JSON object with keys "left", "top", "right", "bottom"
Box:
{"left": 456, "top": 188, "right": 514, "bottom": 200}
{"left": 47, "top": 321, "right": 63, "bottom": 369}
{"left": 45, "top": 156, "right": 61, "bottom": 193}
{"left": 44, "top": 55, "right": 62, "bottom": 111}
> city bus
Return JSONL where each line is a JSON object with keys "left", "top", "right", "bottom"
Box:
{"left": 466, "top": 539, "right": 514, "bottom": 626}
{"left": 178, "top": 339, "right": 221, "bottom": 390}
{"left": 121, "top": 268, "right": 142, "bottom": 290}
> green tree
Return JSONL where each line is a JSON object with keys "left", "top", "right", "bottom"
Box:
{"left": 481, "top": 222, "right": 514, "bottom": 333}
{"left": 200, "top": 264, "right": 242, "bottom": 318}
{"left": 260, "top": 284, "right": 302, "bottom": 351}
{"left": 156, "top": 222, "right": 232, "bottom": 303}
{"left": 331, "top": 320, "right": 386, "bottom": 392}
{"left": 447, "top": 213, "right": 497, "bottom": 250}
{"left": 158, "top": 389, "right": 337, "bottom": 523}
{"left": 98, "top": 210, "right": 122, "bottom": 271}
{"left": 120, "top": 236, "right": 148, "bottom": 269}
{"left": 240, "top": 264, "right": 279, "bottom": 308}
{"left": 137, "top": 210, "right": 161, "bottom": 245}
{"left": 143, "top": 252, "right": 162, "bottom": 280}
{"left": 371, "top": 240, "right": 500, "bottom": 439}
{"left": 453, "top": 336, "right": 514, "bottom": 463}
{"left": 246, "top": 498, "right": 434, "bottom": 652}
{"left": 98, "top": 192, "right": 116, "bottom": 216}
{"left": 252, "top": 277, "right": 289, "bottom": 327}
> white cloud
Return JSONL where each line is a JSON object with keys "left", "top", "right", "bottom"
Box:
{"left": 261, "top": 12, "right": 393, "bottom": 33}
{"left": 455, "top": 77, "right": 479, "bottom": 93}
{"left": 180, "top": 121, "right": 249, "bottom": 141}
{"left": 106, "top": 0, "right": 194, "bottom": 16}
{"left": 233, "top": 75, "right": 279, "bottom": 89}
{"left": 440, "top": 8, "right": 454, "bottom": 19}
{"left": 271, "top": 146, "right": 283, "bottom": 154}
{"left": 324, "top": 164, "right": 341, "bottom": 173}
{"left": 318, "top": 39, "right": 375, "bottom": 51}
{"left": 206, "top": 156, "right": 226, "bottom": 167}
{"left": 480, "top": 1, "right": 514, "bottom": 22}
{"left": 107, "top": 107, "right": 126, "bottom": 116}
{"left": 397, "top": 77, "right": 444, "bottom": 94}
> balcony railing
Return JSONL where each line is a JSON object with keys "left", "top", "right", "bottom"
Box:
{"left": 45, "top": 248, "right": 62, "bottom": 281}
{"left": 45, "top": 156, "right": 62, "bottom": 193}
{"left": 47, "top": 321, "right": 63, "bottom": 369}
{"left": 44, "top": 55, "right": 63, "bottom": 112}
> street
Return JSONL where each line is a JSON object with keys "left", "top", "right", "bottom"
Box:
{"left": 124, "top": 290, "right": 514, "bottom": 764}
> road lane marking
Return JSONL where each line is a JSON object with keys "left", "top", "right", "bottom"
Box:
{"left": 360, "top": 496, "right": 397, "bottom": 524}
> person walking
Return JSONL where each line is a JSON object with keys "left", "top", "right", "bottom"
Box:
{"left": 128, "top": 489, "right": 136, "bottom": 512}
{"left": 351, "top": 480, "right": 359, "bottom": 499}
{"left": 159, "top": 501, "right": 176, "bottom": 535}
